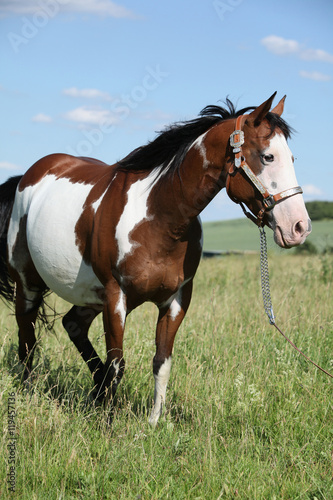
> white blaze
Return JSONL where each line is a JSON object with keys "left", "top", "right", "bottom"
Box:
{"left": 257, "top": 133, "right": 310, "bottom": 246}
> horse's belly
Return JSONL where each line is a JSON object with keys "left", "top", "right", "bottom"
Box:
{"left": 31, "top": 246, "right": 104, "bottom": 307}
{"left": 13, "top": 174, "right": 104, "bottom": 306}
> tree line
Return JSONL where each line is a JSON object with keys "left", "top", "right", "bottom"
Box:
{"left": 305, "top": 201, "right": 333, "bottom": 220}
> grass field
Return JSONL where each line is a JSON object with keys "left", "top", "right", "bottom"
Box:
{"left": 202, "top": 218, "right": 333, "bottom": 253}
{"left": 0, "top": 251, "right": 332, "bottom": 499}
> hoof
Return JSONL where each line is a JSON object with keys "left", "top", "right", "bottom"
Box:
{"left": 92, "top": 385, "right": 107, "bottom": 402}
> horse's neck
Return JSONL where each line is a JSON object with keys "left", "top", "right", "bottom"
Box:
{"left": 151, "top": 124, "right": 231, "bottom": 237}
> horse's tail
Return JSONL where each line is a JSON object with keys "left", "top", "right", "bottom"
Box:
{"left": 0, "top": 175, "right": 23, "bottom": 302}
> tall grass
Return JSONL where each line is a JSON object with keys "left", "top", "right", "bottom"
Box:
{"left": 0, "top": 253, "right": 332, "bottom": 499}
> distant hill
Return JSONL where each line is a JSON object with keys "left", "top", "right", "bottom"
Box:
{"left": 202, "top": 217, "right": 333, "bottom": 254}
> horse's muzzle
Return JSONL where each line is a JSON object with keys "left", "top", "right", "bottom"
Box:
{"left": 274, "top": 218, "right": 312, "bottom": 248}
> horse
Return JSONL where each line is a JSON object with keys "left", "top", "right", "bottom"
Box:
{"left": 0, "top": 92, "right": 311, "bottom": 425}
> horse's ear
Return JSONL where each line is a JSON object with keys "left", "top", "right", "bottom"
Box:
{"left": 246, "top": 92, "right": 277, "bottom": 127}
{"left": 271, "top": 95, "right": 286, "bottom": 116}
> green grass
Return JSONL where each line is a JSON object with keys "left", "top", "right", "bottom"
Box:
{"left": 202, "top": 218, "right": 333, "bottom": 253}
{"left": 0, "top": 253, "right": 332, "bottom": 499}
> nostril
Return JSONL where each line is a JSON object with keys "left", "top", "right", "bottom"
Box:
{"left": 294, "top": 220, "right": 306, "bottom": 236}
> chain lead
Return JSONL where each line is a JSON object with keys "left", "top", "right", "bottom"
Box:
{"left": 258, "top": 227, "right": 333, "bottom": 378}
{"left": 259, "top": 227, "right": 275, "bottom": 325}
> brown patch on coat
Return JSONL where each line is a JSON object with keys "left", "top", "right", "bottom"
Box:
{"left": 74, "top": 170, "right": 117, "bottom": 264}
{"left": 18, "top": 154, "right": 112, "bottom": 191}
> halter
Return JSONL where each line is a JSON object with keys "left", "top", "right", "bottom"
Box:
{"left": 226, "top": 115, "right": 303, "bottom": 227}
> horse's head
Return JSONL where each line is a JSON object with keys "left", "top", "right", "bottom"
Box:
{"left": 226, "top": 93, "right": 311, "bottom": 248}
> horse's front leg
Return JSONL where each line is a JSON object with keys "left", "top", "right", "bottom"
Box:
{"left": 102, "top": 284, "right": 127, "bottom": 402}
{"left": 149, "top": 280, "right": 193, "bottom": 427}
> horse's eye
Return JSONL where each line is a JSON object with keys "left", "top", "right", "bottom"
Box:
{"left": 262, "top": 154, "right": 274, "bottom": 163}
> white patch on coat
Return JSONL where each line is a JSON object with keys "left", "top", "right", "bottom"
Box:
{"left": 148, "top": 356, "right": 172, "bottom": 427}
{"left": 115, "top": 168, "right": 160, "bottom": 265}
{"left": 92, "top": 186, "right": 109, "bottom": 213}
{"left": 8, "top": 174, "right": 104, "bottom": 306}
{"left": 191, "top": 131, "right": 209, "bottom": 168}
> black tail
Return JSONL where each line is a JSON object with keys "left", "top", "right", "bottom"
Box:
{"left": 0, "top": 176, "right": 23, "bottom": 302}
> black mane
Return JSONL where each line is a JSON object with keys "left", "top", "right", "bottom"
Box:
{"left": 117, "top": 99, "right": 292, "bottom": 176}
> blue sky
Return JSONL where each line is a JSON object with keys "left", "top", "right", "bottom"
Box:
{"left": 1, "top": 0, "right": 332, "bottom": 221}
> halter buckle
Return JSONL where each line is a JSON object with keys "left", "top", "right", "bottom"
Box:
{"left": 262, "top": 195, "right": 276, "bottom": 211}
{"left": 229, "top": 130, "right": 244, "bottom": 151}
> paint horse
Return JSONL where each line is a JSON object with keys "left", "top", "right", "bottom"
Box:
{"left": 0, "top": 93, "right": 311, "bottom": 425}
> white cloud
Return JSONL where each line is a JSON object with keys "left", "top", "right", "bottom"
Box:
{"left": 302, "top": 184, "right": 323, "bottom": 196}
{"left": 261, "top": 35, "right": 333, "bottom": 64}
{"left": 261, "top": 35, "right": 300, "bottom": 56}
{"left": 63, "top": 87, "right": 112, "bottom": 100}
{"left": 299, "top": 71, "right": 331, "bottom": 82}
{"left": 0, "top": 0, "right": 138, "bottom": 19}
{"left": 300, "top": 48, "right": 333, "bottom": 64}
{"left": 32, "top": 113, "right": 53, "bottom": 123}
{"left": 0, "top": 161, "right": 21, "bottom": 171}
{"left": 64, "top": 106, "right": 118, "bottom": 126}
{"left": 67, "top": 0, "right": 137, "bottom": 18}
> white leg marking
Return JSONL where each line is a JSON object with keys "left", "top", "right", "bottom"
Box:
{"left": 104, "top": 359, "right": 121, "bottom": 402}
{"left": 169, "top": 290, "right": 182, "bottom": 321}
{"left": 115, "top": 289, "right": 126, "bottom": 328}
{"left": 149, "top": 356, "right": 172, "bottom": 427}
{"left": 111, "top": 359, "right": 120, "bottom": 378}
{"left": 158, "top": 277, "right": 193, "bottom": 320}
{"left": 115, "top": 168, "right": 160, "bottom": 265}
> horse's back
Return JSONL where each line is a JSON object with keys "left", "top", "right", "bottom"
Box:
{"left": 17, "top": 153, "right": 112, "bottom": 190}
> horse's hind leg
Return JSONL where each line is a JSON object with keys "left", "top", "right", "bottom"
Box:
{"left": 8, "top": 216, "right": 48, "bottom": 378}
{"left": 62, "top": 306, "right": 104, "bottom": 396}
{"left": 15, "top": 285, "right": 44, "bottom": 378}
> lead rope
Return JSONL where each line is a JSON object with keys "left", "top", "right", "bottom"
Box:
{"left": 259, "top": 227, "right": 275, "bottom": 325}
{"left": 259, "top": 226, "right": 333, "bottom": 379}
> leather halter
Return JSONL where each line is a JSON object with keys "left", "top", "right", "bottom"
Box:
{"left": 226, "top": 115, "right": 303, "bottom": 227}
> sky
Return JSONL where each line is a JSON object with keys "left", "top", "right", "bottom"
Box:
{"left": 1, "top": 0, "right": 332, "bottom": 222}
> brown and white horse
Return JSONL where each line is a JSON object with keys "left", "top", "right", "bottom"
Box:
{"left": 0, "top": 93, "right": 311, "bottom": 425}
